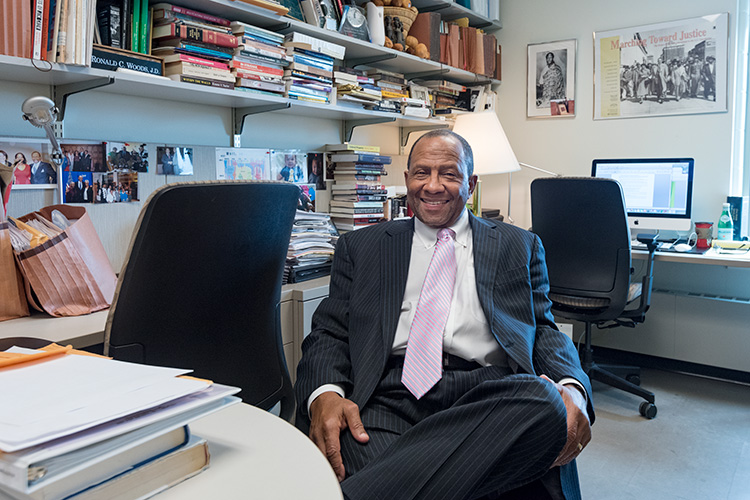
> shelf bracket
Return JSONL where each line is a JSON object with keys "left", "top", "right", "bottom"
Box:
{"left": 53, "top": 77, "right": 114, "bottom": 121}
{"left": 233, "top": 103, "right": 291, "bottom": 145}
{"left": 347, "top": 53, "right": 397, "bottom": 69}
{"left": 404, "top": 68, "right": 448, "bottom": 82}
{"left": 342, "top": 117, "right": 396, "bottom": 142}
{"left": 399, "top": 124, "right": 449, "bottom": 152}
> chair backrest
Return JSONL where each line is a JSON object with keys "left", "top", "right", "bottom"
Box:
{"left": 104, "top": 181, "right": 298, "bottom": 421}
{"left": 530, "top": 177, "right": 632, "bottom": 322}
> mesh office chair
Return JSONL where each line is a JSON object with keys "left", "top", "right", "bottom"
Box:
{"left": 530, "top": 177, "right": 658, "bottom": 419}
{"left": 104, "top": 181, "right": 298, "bottom": 421}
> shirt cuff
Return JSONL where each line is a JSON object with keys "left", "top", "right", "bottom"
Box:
{"left": 307, "top": 384, "right": 346, "bottom": 414}
{"left": 558, "top": 377, "right": 588, "bottom": 402}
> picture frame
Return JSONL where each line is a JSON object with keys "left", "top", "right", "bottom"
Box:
{"left": 527, "top": 39, "right": 577, "bottom": 118}
{"left": 409, "top": 84, "right": 430, "bottom": 104}
{"left": 593, "top": 13, "right": 728, "bottom": 120}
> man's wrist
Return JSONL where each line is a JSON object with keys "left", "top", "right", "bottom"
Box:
{"left": 307, "top": 384, "right": 345, "bottom": 414}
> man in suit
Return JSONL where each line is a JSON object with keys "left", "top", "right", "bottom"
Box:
{"left": 295, "top": 130, "right": 594, "bottom": 500}
{"left": 29, "top": 151, "right": 57, "bottom": 184}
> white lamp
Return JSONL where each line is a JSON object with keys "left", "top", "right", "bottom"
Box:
{"left": 452, "top": 111, "right": 520, "bottom": 218}
{"left": 452, "top": 111, "right": 558, "bottom": 222}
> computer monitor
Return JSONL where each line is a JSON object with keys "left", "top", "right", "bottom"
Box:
{"left": 591, "top": 158, "right": 694, "bottom": 235}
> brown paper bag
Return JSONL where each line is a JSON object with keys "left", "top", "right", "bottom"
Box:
{"left": 15, "top": 205, "right": 117, "bottom": 317}
{"left": 0, "top": 221, "right": 29, "bottom": 321}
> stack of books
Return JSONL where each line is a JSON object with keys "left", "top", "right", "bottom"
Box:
{"left": 418, "top": 79, "right": 467, "bottom": 113}
{"left": 0, "top": 345, "right": 240, "bottom": 500}
{"left": 282, "top": 40, "right": 335, "bottom": 104}
{"left": 327, "top": 145, "right": 390, "bottom": 232}
{"left": 151, "top": 3, "right": 238, "bottom": 89}
{"left": 230, "top": 21, "right": 289, "bottom": 96}
{"left": 284, "top": 210, "right": 339, "bottom": 284}
{"left": 398, "top": 96, "right": 433, "bottom": 118}
{"left": 333, "top": 66, "right": 382, "bottom": 107}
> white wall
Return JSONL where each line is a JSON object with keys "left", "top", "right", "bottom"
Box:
{"left": 484, "top": 0, "right": 741, "bottom": 230}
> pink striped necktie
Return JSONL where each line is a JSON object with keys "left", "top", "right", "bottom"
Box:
{"left": 402, "top": 228, "right": 457, "bottom": 399}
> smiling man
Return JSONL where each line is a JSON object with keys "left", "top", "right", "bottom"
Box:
{"left": 295, "top": 129, "right": 594, "bottom": 500}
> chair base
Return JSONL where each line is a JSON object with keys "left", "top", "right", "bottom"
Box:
{"left": 583, "top": 360, "right": 657, "bottom": 418}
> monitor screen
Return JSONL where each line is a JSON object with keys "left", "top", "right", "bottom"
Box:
{"left": 591, "top": 158, "right": 694, "bottom": 234}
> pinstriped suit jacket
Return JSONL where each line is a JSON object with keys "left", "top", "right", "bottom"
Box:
{"left": 296, "top": 213, "right": 594, "bottom": 420}
{"left": 296, "top": 215, "right": 595, "bottom": 499}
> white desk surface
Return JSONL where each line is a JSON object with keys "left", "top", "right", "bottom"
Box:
{"left": 633, "top": 246, "right": 750, "bottom": 267}
{"left": 158, "top": 404, "right": 343, "bottom": 500}
{"left": 0, "top": 309, "right": 108, "bottom": 348}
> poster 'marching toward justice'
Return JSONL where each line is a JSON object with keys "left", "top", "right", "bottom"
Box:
{"left": 594, "top": 13, "right": 728, "bottom": 120}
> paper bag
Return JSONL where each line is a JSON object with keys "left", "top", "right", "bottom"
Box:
{"left": 15, "top": 205, "right": 117, "bottom": 317}
{"left": 0, "top": 221, "right": 29, "bottom": 321}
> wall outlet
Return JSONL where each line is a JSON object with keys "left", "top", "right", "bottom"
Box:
{"left": 556, "top": 322, "right": 574, "bottom": 339}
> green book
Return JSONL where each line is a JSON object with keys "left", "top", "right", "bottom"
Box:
{"left": 139, "top": 0, "right": 149, "bottom": 54}
{"left": 132, "top": 0, "right": 141, "bottom": 52}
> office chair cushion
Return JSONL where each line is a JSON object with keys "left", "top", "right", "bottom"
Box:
{"left": 549, "top": 282, "right": 642, "bottom": 310}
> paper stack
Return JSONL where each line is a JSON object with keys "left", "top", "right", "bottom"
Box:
{"left": 284, "top": 210, "right": 338, "bottom": 284}
{"left": 0, "top": 345, "right": 240, "bottom": 500}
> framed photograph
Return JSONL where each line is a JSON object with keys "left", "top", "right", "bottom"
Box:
{"left": 271, "top": 150, "right": 307, "bottom": 184}
{"left": 215, "top": 148, "right": 271, "bottom": 180}
{"left": 59, "top": 141, "right": 107, "bottom": 173}
{"left": 594, "top": 13, "right": 728, "bottom": 120}
{"left": 0, "top": 138, "right": 57, "bottom": 190}
{"left": 104, "top": 142, "right": 148, "bottom": 172}
{"left": 528, "top": 39, "right": 577, "bottom": 118}
{"left": 409, "top": 85, "right": 430, "bottom": 104}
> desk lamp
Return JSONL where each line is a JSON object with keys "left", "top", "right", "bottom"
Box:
{"left": 21, "top": 96, "right": 64, "bottom": 168}
{"left": 452, "top": 111, "right": 520, "bottom": 217}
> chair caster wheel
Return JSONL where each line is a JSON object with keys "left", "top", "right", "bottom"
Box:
{"left": 639, "top": 401, "right": 657, "bottom": 419}
{"left": 626, "top": 374, "right": 641, "bottom": 386}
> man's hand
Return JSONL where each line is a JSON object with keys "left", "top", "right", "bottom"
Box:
{"left": 309, "top": 392, "right": 369, "bottom": 481}
{"left": 540, "top": 375, "right": 591, "bottom": 467}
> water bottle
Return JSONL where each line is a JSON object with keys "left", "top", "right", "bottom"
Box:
{"left": 717, "top": 202, "right": 734, "bottom": 241}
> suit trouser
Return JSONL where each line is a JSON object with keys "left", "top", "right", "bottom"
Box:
{"left": 339, "top": 361, "right": 569, "bottom": 500}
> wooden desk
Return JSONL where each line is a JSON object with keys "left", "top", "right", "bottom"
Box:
{"left": 158, "top": 404, "right": 343, "bottom": 500}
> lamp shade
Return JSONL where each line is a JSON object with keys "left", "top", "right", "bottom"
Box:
{"left": 452, "top": 111, "right": 521, "bottom": 176}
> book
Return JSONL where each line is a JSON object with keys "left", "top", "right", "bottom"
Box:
{"left": 0, "top": 427, "right": 189, "bottom": 499}
{"left": 333, "top": 173, "right": 381, "bottom": 181}
{"left": 330, "top": 200, "right": 386, "bottom": 209}
{"left": 239, "top": 38, "right": 287, "bottom": 59}
{"left": 168, "top": 74, "right": 234, "bottom": 89}
{"left": 230, "top": 21, "right": 284, "bottom": 44}
{"left": 66, "top": 435, "right": 209, "bottom": 500}
{"left": 132, "top": 0, "right": 141, "bottom": 52}
{"left": 96, "top": 2, "right": 121, "bottom": 48}
{"left": 152, "top": 41, "right": 234, "bottom": 60}
{"left": 153, "top": 22, "right": 238, "bottom": 48}
{"left": 235, "top": 78, "right": 286, "bottom": 93}
{"left": 332, "top": 215, "right": 383, "bottom": 224}
{"left": 330, "top": 153, "right": 390, "bottom": 164}
{"left": 326, "top": 143, "right": 380, "bottom": 153}
{"left": 726, "top": 195, "right": 749, "bottom": 241}
{"left": 164, "top": 62, "right": 235, "bottom": 83}
{"left": 151, "top": 2, "right": 231, "bottom": 26}
{"left": 234, "top": 49, "right": 289, "bottom": 67}
{"left": 409, "top": 12, "right": 440, "bottom": 62}
{"left": 32, "top": 0, "right": 45, "bottom": 59}
{"left": 332, "top": 182, "right": 384, "bottom": 190}
{"left": 329, "top": 209, "right": 384, "bottom": 216}
{"left": 283, "top": 31, "right": 346, "bottom": 60}
{"left": 160, "top": 52, "right": 230, "bottom": 70}
{"left": 230, "top": 59, "right": 284, "bottom": 77}
{"left": 234, "top": 0, "right": 290, "bottom": 16}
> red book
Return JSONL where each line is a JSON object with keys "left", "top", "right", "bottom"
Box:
{"left": 153, "top": 23, "right": 238, "bottom": 48}
{"left": 151, "top": 3, "right": 231, "bottom": 26}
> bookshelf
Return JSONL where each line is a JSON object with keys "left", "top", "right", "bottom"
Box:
{"left": 0, "top": 0, "right": 501, "bottom": 142}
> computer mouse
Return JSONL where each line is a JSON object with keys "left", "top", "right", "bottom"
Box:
{"left": 673, "top": 243, "right": 692, "bottom": 253}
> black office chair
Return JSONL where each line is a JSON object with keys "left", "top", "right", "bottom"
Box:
{"left": 104, "top": 181, "right": 298, "bottom": 421}
{"left": 530, "top": 177, "right": 658, "bottom": 419}
{"left": 0, "top": 337, "right": 51, "bottom": 351}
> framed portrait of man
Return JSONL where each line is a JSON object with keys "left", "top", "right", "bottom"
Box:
{"left": 527, "top": 39, "right": 577, "bottom": 118}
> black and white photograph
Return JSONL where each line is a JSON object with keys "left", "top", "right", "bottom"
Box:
{"left": 594, "top": 13, "right": 728, "bottom": 119}
{"left": 0, "top": 138, "right": 57, "bottom": 190}
{"left": 527, "top": 39, "right": 576, "bottom": 118}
